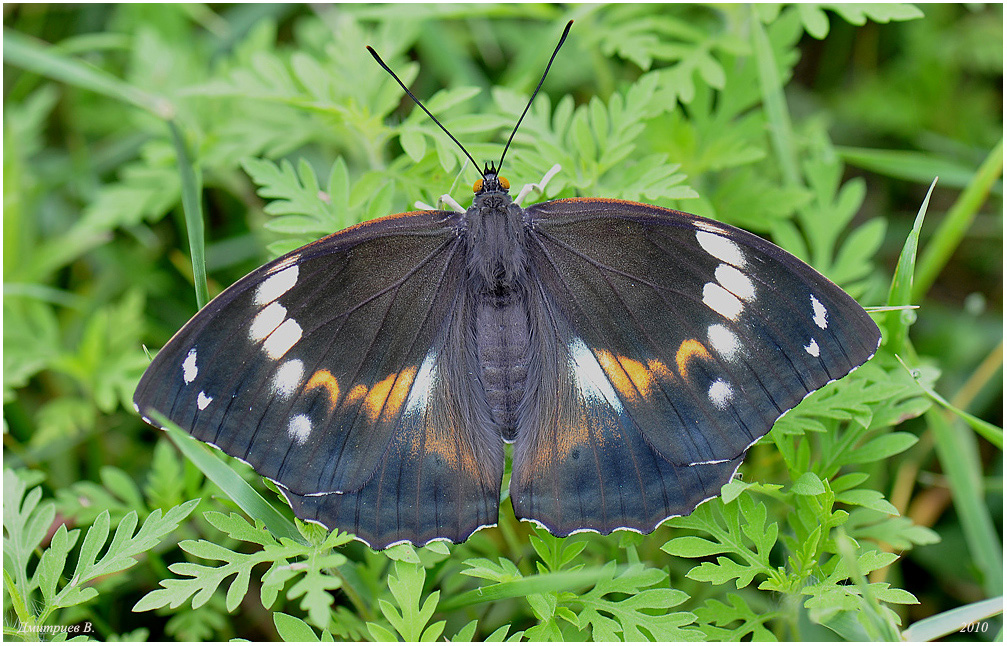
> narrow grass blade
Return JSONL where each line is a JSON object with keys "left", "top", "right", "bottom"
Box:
{"left": 914, "top": 139, "right": 1003, "bottom": 301}
{"left": 436, "top": 567, "right": 610, "bottom": 613}
{"left": 167, "top": 121, "right": 210, "bottom": 309}
{"left": 149, "top": 410, "right": 306, "bottom": 545}
{"left": 886, "top": 178, "right": 936, "bottom": 356}
{"left": 751, "top": 10, "right": 799, "bottom": 187}
{"left": 902, "top": 596, "right": 1003, "bottom": 642}
{"left": 927, "top": 405, "right": 1003, "bottom": 597}
{"left": 2, "top": 27, "right": 172, "bottom": 118}
{"left": 895, "top": 355, "right": 1003, "bottom": 449}
{"left": 837, "top": 146, "right": 1002, "bottom": 195}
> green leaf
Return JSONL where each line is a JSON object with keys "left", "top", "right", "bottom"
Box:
{"left": 664, "top": 496, "right": 778, "bottom": 590}
{"left": 694, "top": 593, "right": 779, "bottom": 640}
{"left": 274, "top": 611, "right": 324, "bottom": 642}
{"left": 49, "top": 501, "right": 197, "bottom": 620}
{"left": 440, "top": 567, "right": 609, "bottom": 613}
{"left": 835, "top": 489, "right": 899, "bottom": 515}
{"left": 791, "top": 472, "right": 826, "bottom": 496}
{"left": 574, "top": 562, "right": 703, "bottom": 641}
{"left": 136, "top": 510, "right": 348, "bottom": 629}
{"left": 375, "top": 561, "right": 442, "bottom": 642}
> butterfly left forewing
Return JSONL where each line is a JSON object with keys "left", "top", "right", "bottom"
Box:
{"left": 134, "top": 210, "right": 504, "bottom": 548}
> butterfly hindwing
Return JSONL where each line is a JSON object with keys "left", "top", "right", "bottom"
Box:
{"left": 509, "top": 197, "right": 880, "bottom": 534}
{"left": 133, "top": 210, "right": 504, "bottom": 548}
{"left": 511, "top": 290, "right": 744, "bottom": 536}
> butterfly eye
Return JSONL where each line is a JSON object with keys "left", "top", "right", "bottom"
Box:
{"left": 499, "top": 176, "right": 510, "bottom": 190}
{"left": 473, "top": 179, "right": 484, "bottom": 193}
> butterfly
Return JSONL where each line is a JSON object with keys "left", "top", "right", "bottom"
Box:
{"left": 133, "top": 21, "right": 881, "bottom": 549}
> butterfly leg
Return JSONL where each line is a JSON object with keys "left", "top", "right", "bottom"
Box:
{"left": 415, "top": 194, "right": 466, "bottom": 213}
{"left": 515, "top": 164, "right": 562, "bottom": 206}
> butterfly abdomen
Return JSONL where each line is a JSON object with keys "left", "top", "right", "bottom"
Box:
{"left": 475, "top": 284, "right": 532, "bottom": 441}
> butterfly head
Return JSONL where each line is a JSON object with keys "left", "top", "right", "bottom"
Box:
{"left": 474, "top": 163, "right": 510, "bottom": 195}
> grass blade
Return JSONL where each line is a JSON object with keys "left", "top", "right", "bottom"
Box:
{"left": 167, "top": 121, "right": 210, "bottom": 309}
{"left": 927, "top": 405, "right": 1002, "bottom": 597}
{"left": 2, "top": 27, "right": 171, "bottom": 118}
{"left": 837, "top": 145, "right": 1003, "bottom": 195}
{"left": 913, "top": 139, "right": 1003, "bottom": 301}
{"left": 885, "top": 178, "right": 936, "bottom": 356}
{"left": 436, "top": 567, "right": 610, "bottom": 613}
{"left": 902, "top": 596, "right": 1003, "bottom": 642}
{"left": 150, "top": 411, "right": 306, "bottom": 546}
{"left": 751, "top": 9, "right": 799, "bottom": 187}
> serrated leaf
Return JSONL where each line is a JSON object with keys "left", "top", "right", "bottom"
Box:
{"left": 377, "top": 561, "right": 441, "bottom": 642}
{"left": 574, "top": 562, "right": 702, "bottom": 641}
{"left": 695, "top": 593, "right": 779, "bottom": 641}
{"left": 136, "top": 509, "right": 346, "bottom": 628}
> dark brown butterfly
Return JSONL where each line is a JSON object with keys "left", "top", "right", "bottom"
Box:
{"left": 134, "top": 22, "right": 880, "bottom": 549}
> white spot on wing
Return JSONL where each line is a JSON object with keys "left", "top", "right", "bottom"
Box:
{"left": 715, "top": 263, "right": 755, "bottom": 301}
{"left": 805, "top": 338, "right": 820, "bottom": 357}
{"left": 263, "top": 318, "right": 302, "bottom": 359}
{"left": 288, "top": 414, "right": 312, "bottom": 444}
{"left": 255, "top": 265, "right": 299, "bottom": 306}
{"left": 182, "top": 348, "right": 198, "bottom": 384}
{"left": 405, "top": 351, "right": 438, "bottom": 415}
{"left": 250, "top": 302, "right": 287, "bottom": 341}
{"left": 697, "top": 230, "right": 746, "bottom": 267}
{"left": 708, "top": 379, "right": 733, "bottom": 409}
{"left": 197, "top": 391, "right": 213, "bottom": 410}
{"left": 272, "top": 359, "right": 304, "bottom": 398}
{"left": 707, "top": 324, "right": 740, "bottom": 361}
{"left": 568, "top": 338, "right": 624, "bottom": 413}
{"left": 811, "top": 294, "right": 828, "bottom": 329}
{"left": 703, "top": 283, "right": 744, "bottom": 320}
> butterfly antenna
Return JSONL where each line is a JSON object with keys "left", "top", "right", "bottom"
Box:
{"left": 497, "top": 20, "right": 573, "bottom": 173}
{"left": 367, "top": 45, "right": 482, "bottom": 174}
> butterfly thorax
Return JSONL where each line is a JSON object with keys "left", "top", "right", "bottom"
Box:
{"left": 465, "top": 191, "right": 528, "bottom": 289}
{"left": 466, "top": 188, "right": 533, "bottom": 440}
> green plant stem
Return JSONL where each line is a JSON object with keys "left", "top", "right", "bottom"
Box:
{"left": 913, "top": 139, "right": 1003, "bottom": 301}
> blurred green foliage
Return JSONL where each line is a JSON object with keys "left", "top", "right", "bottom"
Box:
{"left": 3, "top": 3, "right": 1002, "bottom": 641}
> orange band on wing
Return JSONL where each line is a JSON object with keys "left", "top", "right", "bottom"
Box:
{"left": 596, "top": 349, "right": 659, "bottom": 402}
{"left": 363, "top": 373, "right": 397, "bottom": 423}
{"left": 676, "top": 339, "right": 712, "bottom": 378}
{"left": 380, "top": 366, "right": 418, "bottom": 423}
{"left": 305, "top": 370, "right": 341, "bottom": 411}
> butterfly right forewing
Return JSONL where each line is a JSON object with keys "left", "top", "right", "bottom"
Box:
{"left": 508, "top": 197, "right": 880, "bottom": 536}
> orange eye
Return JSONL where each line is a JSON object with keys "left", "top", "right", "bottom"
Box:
{"left": 499, "top": 176, "right": 510, "bottom": 190}
{"left": 473, "top": 179, "right": 484, "bottom": 193}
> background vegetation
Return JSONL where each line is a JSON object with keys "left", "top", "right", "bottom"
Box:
{"left": 3, "top": 3, "right": 1002, "bottom": 641}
